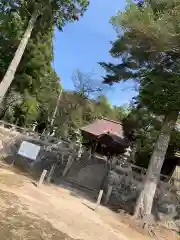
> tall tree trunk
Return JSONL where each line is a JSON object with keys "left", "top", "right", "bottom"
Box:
{"left": 0, "top": 10, "right": 39, "bottom": 104}
{"left": 50, "top": 88, "right": 63, "bottom": 127}
{"left": 134, "top": 111, "right": 178, "bottom": 221}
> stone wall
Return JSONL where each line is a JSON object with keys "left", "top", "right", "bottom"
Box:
{"left": 105, "top": 165, "right": 180, "bottom": 231}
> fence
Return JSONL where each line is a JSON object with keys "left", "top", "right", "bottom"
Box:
{"left": 0, "top": 120, "right": 72, "bottom": 144}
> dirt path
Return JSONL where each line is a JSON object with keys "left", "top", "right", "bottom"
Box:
{"left": 0, "top": 167, "right": 178, "bottom": 240}
{"left": 0, "top": 190, "right": 74, "bottom": 240}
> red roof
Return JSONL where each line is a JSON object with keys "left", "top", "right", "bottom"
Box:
{"left": 81, "top": 118, "right": 124, "bottom": 138}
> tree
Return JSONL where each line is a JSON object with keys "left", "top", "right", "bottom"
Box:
{"left": 72, "top": 69, "right": 105, "bottom": 99}
{"left": 94, "top": 95, "right": 114, "bottom": 119}
{"left": 0, "top": 2, "right": 63, "bottom": 128}
{"left": 54, "top": 70, "right": 102, "bottom": 137}
{"left": 50, "top": 70, "right": 129, "bottom": 138}
{"left": 123, "top": 103, "right": 162, "bottom": 167}
{"left": 0, "top": 0, "right": 89, "bottom": 104}
{"left": 54, "top": 90, "right": 128, "bottom": 138}
{"left": 100, "top": 0, "right": 180, "bottom": 220}
{"left": 113, "top": 105, "right": 130, "bottom": 121}
{"left": 123, "top": 102, "right": 180, "bottom": 173}
{"left": 0, "top": 89, "right": 23, "bottom": 122}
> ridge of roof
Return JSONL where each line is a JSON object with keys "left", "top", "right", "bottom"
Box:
{"left": 100, "top": 117, "right": 122, "bottom": 125}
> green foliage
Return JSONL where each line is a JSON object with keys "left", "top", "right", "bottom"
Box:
{"left": 1, "top": 0, "right": 89, "bottom": 30}
{"left": 123, "top": 105, "right": 161, "bottom": 167}
{"left": 0, "top": 0, "right": 62, "bottom": 129}
{"left": 0, "top": 0, "right": 89, "bottom": 129}
{"left": 123, "top": 104, "right": 180, "bottom": 168}
{"left": 100, "top": 0, "right": 180, "bottom": 172}
{"left": 50, "top": 70, "right": 129, "bottom": 138}
{"left": 54, "top": 90, "right": 129, "bottom": 138}
{"left": 100, "top": 0, "right": 180, "bottom": 115}
{"left": 18, "top": 94, "right": 39, "bottom": 125}
{"left": 49, "top": 70, "right": 129, "bottom": 138}
{"left": 0, "top": 4, "right": 25, "bottom": 79}
{"left": 113, "top": 105, "right": 130, "bottom": 121}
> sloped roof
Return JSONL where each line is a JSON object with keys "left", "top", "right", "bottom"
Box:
{"left": 81, "top": 118, "right": 125, "bottom": 139}
{"left": 98, "top": 132, "right": 129, "bottom": 148}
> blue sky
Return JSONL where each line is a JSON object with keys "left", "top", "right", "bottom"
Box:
{"left": 53, "top": 0, "right": 137, "bottom": 106}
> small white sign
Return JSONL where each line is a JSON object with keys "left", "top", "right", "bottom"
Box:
{"left": 18, "top": 141, "right": 40, "bottom": 161}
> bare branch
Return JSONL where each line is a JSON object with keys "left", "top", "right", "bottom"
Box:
{"left": 72, "top": 69, "right": 106, "bottom": 98}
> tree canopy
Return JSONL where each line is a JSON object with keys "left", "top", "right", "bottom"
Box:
{"left": 100, "top": 0, "right": 180, "bottom": 115}
{"left": 52, "top": 70, "right": 130, "bottom": 138}
{"left": 0, "top": 0, "right": 90, "bottom": 130}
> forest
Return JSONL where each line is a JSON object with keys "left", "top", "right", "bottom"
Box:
{"left": 1, "top": 0, "right": 180, "bottom": 221}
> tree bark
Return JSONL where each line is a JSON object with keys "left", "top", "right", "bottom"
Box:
{"left": 48, "top": 88, "right": 63, "bottom": 134}
{"left": 134, "top": 111, "right": 178, "bottom": 221}
{"left": 0, "top": 9, "right": 39, "bottom": 104}
{"left": 130, "top": 144, "right": 137, "bottom": 163}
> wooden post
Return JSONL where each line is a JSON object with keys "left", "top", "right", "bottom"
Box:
{"left": 95, "top": 190, "right": 103, "bottom": 211}
{"left": 11, "top": 158, "right": 15, "bottom": 166}
{"left": 62, "top": 155, "right": 73, "bottom": 177}
{"left": 38, "top": 169, "right": 47, "bottom": 186}
{"left": 105, "top": 186, "right": 112, "bottom": 204}
{"left": 46, "top": 164, "right": 56, "bottom": 183}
